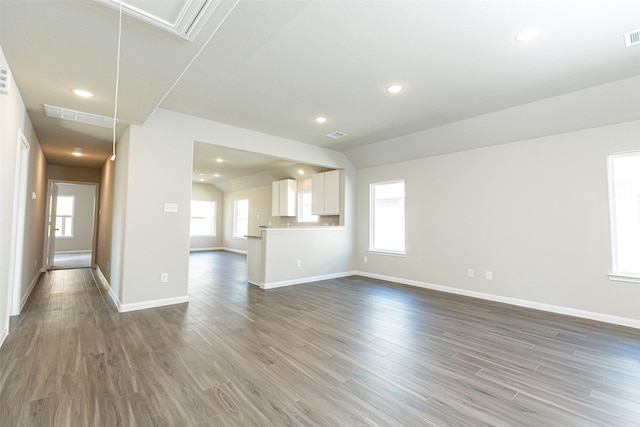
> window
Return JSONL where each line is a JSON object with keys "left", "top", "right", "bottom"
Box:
{"left": 370, "top": 180, "right": 405, "bottom": 254}
{"left": 608, "top": 151, "right": 640, "bottom": 281}
{"left": 298, "top": 191, "right": 318, "bottom": 223}
{"left": 190, "top": 200, "right": 216, "bottom": 236}
{"left": 233, "top": 199, "right": 249, "bottom": 238}
{"left": 55, "top": 196, "right": 74, "bottom": 238}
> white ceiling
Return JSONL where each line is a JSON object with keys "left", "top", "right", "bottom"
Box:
{"left": 1, "top": 1, "right": 639, "bottom": 172}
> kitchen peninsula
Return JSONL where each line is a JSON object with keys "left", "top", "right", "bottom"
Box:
{"left": 246, "top": 224, "right": 352, "bottom": 289}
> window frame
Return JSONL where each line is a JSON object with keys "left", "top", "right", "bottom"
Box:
{"left": 55, "top": 195, "right": 75, "bottom": 239}
{"left": 297, "top": 191, "right": 319, "bottom": 224}
{"left": 190, "top": 200, "right": 217, "bottom": 237}
{"left": 369, "top": 179, "right": 406, "bottom": 256}
{"left": 233, "top": 198, "right": 249, "bottom": 239}
{"left": 607, "top": 150, "right": 640, "bottom": 283}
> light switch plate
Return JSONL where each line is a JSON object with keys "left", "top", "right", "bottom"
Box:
{"left": 164, "top": 202, "right": 178, "bottom": 213}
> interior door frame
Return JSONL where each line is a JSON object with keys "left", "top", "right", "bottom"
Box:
{"left": 43, "top": 180, "right": 100, "bottom": 270}
{"left": 7, "top": 129, "right": 30, "bottom": 317}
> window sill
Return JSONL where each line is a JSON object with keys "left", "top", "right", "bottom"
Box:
{"left": 367, "top": 249, "right": 406, "bottom": 258}
{"left": 55, "top": 236, "right": 74, "bottom": 240}
{"left": 608, "top": 273, "right": 640, "bottom": 284}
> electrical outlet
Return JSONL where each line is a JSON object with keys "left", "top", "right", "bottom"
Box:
{"left": 467, "top": 269, "right": 474, "bottom": 278}
{"left": 160, "top": 273, "right": 168, "bottom": 283}
{"left": 35, "top": 258, "right": 38, "bottom": 267}
{"left": 363, "top": 256, "right": 368, "bottom": 263}
{"left": 296, "top": 260, "right": 301, "bottom": 268}
{"left": 486, "top": 271, "right": 493, "bottom": 280}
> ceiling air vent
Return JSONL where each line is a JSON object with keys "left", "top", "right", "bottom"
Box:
{"left": 624, "top": 29, "right": 640, "bottom": 47}
{"left": 326, "top": 131, "right": 347, "bottom": 139}
{"left": 0, "top": 67, "right": 10, "bottom": 94}
{"left": 44, "top": 104, "right": 118, "bottom": 129}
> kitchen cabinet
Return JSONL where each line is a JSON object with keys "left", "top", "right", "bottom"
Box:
{"left": 272, "top": 179, "right": 297, "bottom": 217}
{"left": 312, "top": 169, "right": 340, "bottom": 215}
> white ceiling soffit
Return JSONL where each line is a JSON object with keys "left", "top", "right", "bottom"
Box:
{"left": 44, "top": 104, "right": 118, "bottom": 129}
{"left": 96, "top": 0, "right": 221, "bottom": 40}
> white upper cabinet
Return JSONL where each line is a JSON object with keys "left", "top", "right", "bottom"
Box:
{"left": 312, "top": 170, "right": 340, "bottom": 216}
{"left": 272, "top": 179, "right": 297, "bottom": 217}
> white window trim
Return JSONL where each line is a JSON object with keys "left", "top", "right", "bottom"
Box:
{"left": 607, "top": 150, "right": 640, "bottom": 283}
{"left": 369, "top": 179, "right": 406, "bottom": 255}
{"left": 233, "top": 198, "right": 249, "bottom": 239}
{"left": 190, "top": 200, "right": 217, "bottom": 237}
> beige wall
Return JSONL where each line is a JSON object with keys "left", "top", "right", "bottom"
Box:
{"left": 190, "top": 183, "right": 223, "bottom": 250}
{"left": 97, "top": 156, "right": 115, "bottom": 283}
{"left": 54, "top": 183, "right": 96, "bottom": 253}
{"left": 0, "top": 46, "right": 48, "bottom": 341}
{"left": 357, "top": 120, "right": 640, "bottom": 323}
{"left": 47, "top": 164, "right": 101, "bottom": 183}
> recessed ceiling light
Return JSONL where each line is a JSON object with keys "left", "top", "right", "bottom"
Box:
{"left": 199, "top": 178, "right": 205, "bottom": 182}
{"left": 214, "top": 174, "right": 220, "bottom": 178}
{"left": 215, "top": 158, "right": 223, "bottom": 163}
{"left": 71, "top": 88, "right": 95, "bottom": 98}
{"left": 386, "top": 84, "right": 403, "bottom": 94}
{"left": 314, "top": 117, "right": 327, "bottom": 124}
{"left": 298, "top": 169, "right": 305, "bottom": 175}
{"left": 515, "top": 27, "right": 543, "bottom": 42}
{"left": 71, "top": 147, "right": 83, "bottom": 156}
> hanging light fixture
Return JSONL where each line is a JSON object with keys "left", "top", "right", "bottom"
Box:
{"left": 111, "top": 1, "right": 123, "bottom": 161}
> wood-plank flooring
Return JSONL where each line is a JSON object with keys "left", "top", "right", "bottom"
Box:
{"left": 1, "top": 250, "right": 640, "bottom": 426}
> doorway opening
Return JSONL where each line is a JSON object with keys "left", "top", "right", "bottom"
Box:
{"left": 43, "top": 181, "right": 99, "bottom": 270}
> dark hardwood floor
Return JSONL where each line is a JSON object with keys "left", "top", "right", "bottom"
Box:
{"left": 1, "top": 250, "right": 640, "bottom": 426}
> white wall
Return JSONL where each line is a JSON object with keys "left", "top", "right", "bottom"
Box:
{"left": 357, "top": 120, "right": 640, "bottom": 325}
{"left": 97, "top": 156, "right": 115, "bottom": 283}
{"left": 190, "top": 182, "right": 223, "bottom": 250}
{"left": 0, "top": 45, "right": 48, "bottom": 343}
{"left": 54, "top": 183, "right": 95, "bottom": 253}
{"left": 222, "top": 185, "right": 270, "bottom": 252}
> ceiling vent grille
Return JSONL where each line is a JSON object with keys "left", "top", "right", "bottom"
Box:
{"left": 624, "top": 29, "right": 640, "bottom": 47}
{"left": 0, "top": 67, "right": 10, "bottom": 94}
{"left": 326, "top": 131, "right": 347, "bottom": 139}
{"left": 96, "top": 0, "right": 222, "bottom": 41}
{"left": 44, "top": 104, "right": 118, "bottom": 129}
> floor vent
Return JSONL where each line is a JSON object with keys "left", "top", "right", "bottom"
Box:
{"left": 624, "top": 29, "right": 640, "bottom": 47}
{"left": 326, "top": 131, "right": 347, "bottom": 139}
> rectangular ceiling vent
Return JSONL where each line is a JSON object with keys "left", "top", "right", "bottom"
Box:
{"left": 96, "top": 0, "right": 222, "bottom": 41}
{"left": 326, "top": 131, "right": 347, "bottom": 139}
{"left": 44, "top": 104, "right": 118, "bottom": 129}
{"left": 624, "top": 29, "right": 640, "bottom": 47}
{"left": 0, "top": 67, "right": 10, "bottom": 95}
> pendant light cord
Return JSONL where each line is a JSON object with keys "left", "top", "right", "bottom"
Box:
{"left": 111, "top": 1, "right": 122, "bottom": 161}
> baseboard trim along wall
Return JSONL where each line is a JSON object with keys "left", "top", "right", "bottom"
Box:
{"left": 356, "top": 271, "right": 640, "bottom": 330}
{"left": 19, "top": 270, "right": 42, "bottom": 313}
{"left": 119, "top": 296, "right": 189, "bottom": 313}
{"left": 189, "top": 246, "right": 224, "bottom": 252}
{"left": 93, "top": 266, "right": 189, "bottom": 313}
{"left": 260, "top": 271, "right": 358, "bottom": 290}
{"left": 0, "top": 327, "right": 8, "bottom": 349}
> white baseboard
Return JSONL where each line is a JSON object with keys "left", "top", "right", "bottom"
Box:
{"left": 93, "top": 266, "right": 121, "bottom": 310}
{"left": 19, "top": 270, "right": 42, "bottom": 313}
{"left": 93, "top": 266, "right": 188, "bottom": 313}
{"left": 189, "top": 246, "right": 224, "bottom": 252}
{"left": 222, "top": 247, "right": 247, "bottom": 255}
{"left": 261, "top": 271, "right": 357, "bottom": 290}
{"left": 357, "top": 271, "right": 640, "bottom": 330}
{"left": 54, "top": 250, "right": 92, "bottom": 254}
{"left": 119, "top": 295, "right": 189, "bottom": 313}
{"left": 0, "top": 326, "right": 8, "bottom": 349}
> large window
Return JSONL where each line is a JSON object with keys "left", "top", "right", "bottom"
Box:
{"left": 298, "top": 191, "right": 318, "bottom": 223}
{"left": 608, "top": 151, "right": 640, "bottom": 281}
{"left": 370, "top": 180, "right": 405, "bottom": 254}
{"left": 233, "top": 198, "right": 249, "bottom": 238}
{"left": 190, "top": 200, "right": 216, "bottom": 236}
{"left": 55, "top": 196, "right": 74, "bottom": 238}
